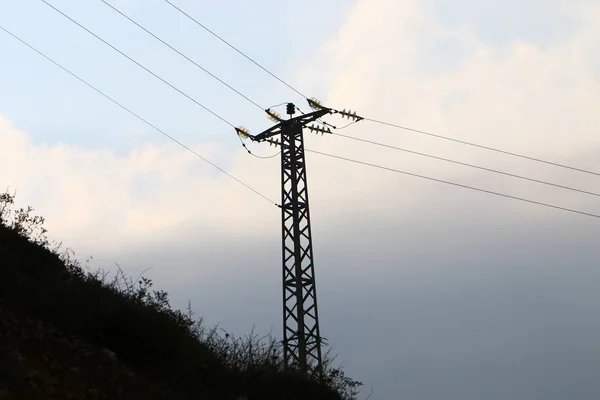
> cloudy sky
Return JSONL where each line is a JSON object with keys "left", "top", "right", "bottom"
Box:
{"left": 2, "top": 0, "right": 600, "bottom": 398}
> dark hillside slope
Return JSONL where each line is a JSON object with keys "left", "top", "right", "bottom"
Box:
{"left": 0, "top": 200, "right": 353, "bottom": 399}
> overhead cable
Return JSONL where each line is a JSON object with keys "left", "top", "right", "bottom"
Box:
{"left": 99, "top": 0, "right": 264, "bottom": 112}
{"left": 162, "top": 0, "right": 308, "bottom": 100}
{"left": 362, "top": 117, "right": 600, "bottom": 177}
{"left": 0, "top": 24, "right": 278, "bottom": 207}
{"left": 332, "top": 132, "right": 600, "bottom": 198}
{"left": 305, "top": 148, "right": 600, "bottom": 220}
{"left": 158, "top": 1, "right": 600, "bottom": 178}
{"left": 41, "top": 0, "right": 234, "bottom": 128}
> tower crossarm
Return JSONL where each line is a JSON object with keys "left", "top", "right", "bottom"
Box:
{"left": 251, "top": 108, "right": 332, "bottom": 142}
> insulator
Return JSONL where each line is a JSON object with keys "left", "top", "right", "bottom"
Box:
{"left": 266, "top": 108, "right": 282, "bottom": 122}
{"left": 307, "top": 124, "right": 332, "bottom": 135}
{"left": 235, "top": 126, "right": 251, "bottom": 139}
{"left": 338, "top": 109, "right": 364, "bottom": 122}
{"left": 308, "top": 97, "right": 324, "bottom": 110}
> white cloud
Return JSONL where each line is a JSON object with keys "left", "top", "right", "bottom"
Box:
{"left": 0, "top": 1, "right": 597, "bottom": 277}
{"left": 1, "top": 0, "right": 599, "bottom": 281}
{"left": 304, "top": 0, "right": 600, "bottom": 154}
{"left": 295, "top": 0, "right": 600, "bottom": 220}
{"left": 3, "top": 0, "right": 599, "bottom": 252}
{"left": 0, "top": 115, "right": 280, "bottom": 254}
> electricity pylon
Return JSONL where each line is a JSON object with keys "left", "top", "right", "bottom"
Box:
{"left": 236, "top": 99, "right": 362, "bottom": 378}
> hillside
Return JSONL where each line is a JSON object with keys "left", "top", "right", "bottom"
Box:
{"left": 0, "top": 192, "right": 360, "bottom": 400}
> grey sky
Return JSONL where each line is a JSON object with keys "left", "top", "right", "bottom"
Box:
{"left": 2, "top": 0, "right": 600, "bottom": 399}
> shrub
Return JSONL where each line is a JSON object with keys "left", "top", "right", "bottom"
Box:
{"left": 0, "top": 190, "right": 362, "bottom": 399}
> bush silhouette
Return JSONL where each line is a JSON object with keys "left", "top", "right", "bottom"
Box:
{"left": 0, "top": 190, "right": 362, "bottom": 399}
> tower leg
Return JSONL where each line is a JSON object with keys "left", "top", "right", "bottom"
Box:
{"left": 280, "top": 121, "right": 323, "bottom": 378}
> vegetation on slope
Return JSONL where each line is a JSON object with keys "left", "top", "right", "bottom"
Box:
{"left": 0, "top": 191, "right": 361, "bottom": 400}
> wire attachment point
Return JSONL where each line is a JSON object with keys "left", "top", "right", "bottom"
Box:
{"left": 308, "top": 97, "right": 324, "bottom": 110}
{"left": 236, "top": 126, "right": 251, "bottom": 139}
{"left": 266, "top": 108, "right": 283, "bottom": 122}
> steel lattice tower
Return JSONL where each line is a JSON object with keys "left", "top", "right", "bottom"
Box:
{"left": 248, "top": 103, "right": 330, "bottom": 377}
{"left": 238, "top": 100, "right": 361, "bottom": 378}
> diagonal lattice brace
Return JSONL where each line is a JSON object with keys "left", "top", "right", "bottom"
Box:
{"left": 279, "top": 119, "right": 323, "bottom": 378}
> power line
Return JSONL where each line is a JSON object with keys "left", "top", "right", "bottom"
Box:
{"left": 40, "top": 0, "right": 234, "bottom": 128}
{"left": 160, "top": 0, "right": 599, "bottom": 181}
{"left": 246, "top": 150, "right": 280, "bottom": 159}
{"left": 362, "top": 117, "right": 600, "bottom": 177}
{"left": 162, "top": 0, "right": 308, "bottom": 100}
{"left": 0, "top": 24, "right": 278, "bottom": 207}
{"left": 238, "top": 137, "right": 280, "bottom": 159}
{"left": 305, "top": 148, "right": 600, "bottom": 220}
{"left": 18, "top": 2, "right": 597, "bottom": 216}
{"left": 269, "top": 102, "right": 290, "bottom": 109}
{"left": 99, "top": 0, "right": 264, "bottom": 112}
{"left": 331, "top": 132, "right": 600, "bottom": 198}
